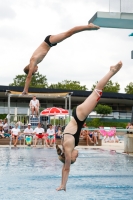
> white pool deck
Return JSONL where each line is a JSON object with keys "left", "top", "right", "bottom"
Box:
{"left": 1, "top": 141, "right": 133, "bottom": 157}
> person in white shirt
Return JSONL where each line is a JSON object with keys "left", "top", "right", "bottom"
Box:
{"left": 47, "top": 124, "right": 55, "bottom": 147}
{"left": 24, "top": 123, "right": 34, "bottom": 146}
{"left": 34, "top": 123, "right": 48, "bottom": 147}
{"left": 111, "top": 133, "right": 119, "bottom": 143}
{"left": 103, "top": 134, "right": 110, "bottom": 143}
{"left": 29, "top": 96, "right": 40, "bottom": 117}
{"left": 11, "top": 124, "right": 21, "bottom": 147}
{"left": 3, "top": 119, "right": 8, "bottom": 132}
{"left": 24, "top": 124, "right": 34, "bottom": 135}
{"left": 92, "top": 130, "right": 99, "bottom": 145}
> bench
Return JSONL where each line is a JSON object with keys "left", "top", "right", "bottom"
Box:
{"left": 0, "top": 138, "right": 25, "bottom": 145}
{"left": 0, "top": 137, "right": 46, "bottom": 146}
{"left": 55, "top": 137, "right": 102, "bottom": 146}
{"left": 79, "top": 138, "right": 102, "bottom": 146}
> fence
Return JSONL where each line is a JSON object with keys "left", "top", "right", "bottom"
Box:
{"left": 0, "top": 107, "right": 132, "bottom": 121}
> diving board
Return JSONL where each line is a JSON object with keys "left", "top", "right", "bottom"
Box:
{"left": 6, "top": 90, "right": 69, "bottom": 98}
{"left": 89, "top": 11, "right": 133, "bottom": 29}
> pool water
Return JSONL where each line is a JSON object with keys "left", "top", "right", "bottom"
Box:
{"left": 0, "top": 147, "right": 133, "bottom": 200}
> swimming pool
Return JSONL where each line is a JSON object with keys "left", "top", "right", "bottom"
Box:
{"left": 0, "top": 147, "right": 133, "bottom": 200}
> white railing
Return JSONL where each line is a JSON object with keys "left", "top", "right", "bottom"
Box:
{"left": 0, "top": 107, "right": 29, "bottom": 115}
{"left": 0, "top": 107, "right": 132, "bottom": 120}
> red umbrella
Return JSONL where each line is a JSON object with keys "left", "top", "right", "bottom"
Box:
{"left": 40, "top": 107, "right": 69, "bottom": 116}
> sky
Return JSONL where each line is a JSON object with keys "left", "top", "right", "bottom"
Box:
{"left": 0, "top": 0, "right": 133, "bottom": 93}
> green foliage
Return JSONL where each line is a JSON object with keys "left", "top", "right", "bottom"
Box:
{"left": 86, "top": 118, "right": 127, "bottom": 128}
{"left": 39, "top": 107, "right": 44, "bottom": 112}
{"left": 9, "top": 72, "right": 48, "bottom": 88}
{"left": 124, "top": 82, "right": 133, "bottom": 94}
{"left": 94, "top": 104, "right": 112, "bottom": 116}
{"left": 91, "top": 80, "right": 120, "bottom": 93}
{"left": 0, "top": 114, "right": 7, "bottom": 119}
{"left": 49, "top": 80, "right": 88, "bottom": 90}
{"left": 87, "top": 118, "right": 101, "bottom": 127}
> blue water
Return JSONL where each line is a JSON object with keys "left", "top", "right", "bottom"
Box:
{"left": 0, "top": 147, "right": 133, "bottom": 200}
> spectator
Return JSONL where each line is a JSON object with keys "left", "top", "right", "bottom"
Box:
{"left": 80, "top": 129, "right": 94, "bottom": 146}
{"left": 34, "top": 123, "right": 48, "bottom": 147}
{"left": 11, "top": 124, "right": 21, "bottom": 147}
{"left": 128, "top": 123, "right": 133, "bottom": 134}
{"left": 3, "top": 119, "right": 8, "bottom": 133}
{"left": 111, "top": 133, "right": 119, "bottom": 143}
{"left": 92, "top": 130, "right": 99, "bottom": 145}
{"left": 29, "top": 96, "right": 40, "bottom": 117}
{"left": 126, "top": 122, "right": 131, "bottom": 134}
{"left": 56, "top": 126, "right": 62, "bottom": 138}
{"left": 0, "top": 119, "right": 3, "bottom": 126}
{"left": 89, "top": 131, "right": 93, "bottom": 139}
{"left": 17, "top": 120, "right": 23, "bottom": 129}
{"left": 0, "top": 125, "right": 5, "bottom": 138}
{"left": 103, "top": 134, "right": 110, "bottom": 143}
{"left": 23, "top": 123, "right": 34, "bottom": 146}
{"left": 47, "top": 124, "right": 55, "bottom": 147}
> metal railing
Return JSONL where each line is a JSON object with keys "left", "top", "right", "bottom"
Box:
{"left": 0, "top": 107, "right": 132, "bottom": 120}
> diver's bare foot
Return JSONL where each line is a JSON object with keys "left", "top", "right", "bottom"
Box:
{"left": 56, "top": 186, "right": 66, "bottom": 191}
{"left": 88, "top": 23, "right": 100, "bottom": 30}
{"left": 110, "top": 61, "right": 122, "bottom": 75}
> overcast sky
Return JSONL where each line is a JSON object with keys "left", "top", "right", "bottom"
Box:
{"left": 0, "top": 0, "right": 133, "bottom": 93}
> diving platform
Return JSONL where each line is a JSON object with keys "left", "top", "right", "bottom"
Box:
{"left": 89, "top": 11, "right": 133, "bottom": 29}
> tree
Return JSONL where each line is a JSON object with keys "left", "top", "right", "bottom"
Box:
{"left": 49, "top": 80, "right": 88, "bottom": 90}
{"left": 9, "top": 72, "right": 48, "bottom": 88}
{"left": 94, "top": 104, "right": 112, "bottom": 117}
{"left": 124, "top": 82, "right": 133, "bottom": 94}
{"left": 91, "top": 80, "right": 120, "bottom": 93}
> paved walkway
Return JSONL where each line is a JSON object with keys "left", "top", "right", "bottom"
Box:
{"left": 77, "top": 141, "right": 133, "bottom": 157}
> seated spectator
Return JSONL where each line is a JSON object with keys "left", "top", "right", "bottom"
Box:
{"left": 103, "top": 134, "right": 110, "bottom": 143}
{"left": 23, "top": 123, "right": 34, "bottom": 146}
{"left": 92, "top": 130, "right": 99, "bottom": 145}
{"left": 0, "top": 125, "right": 5, "bottom": 138}
{"left": 29, "top": 96, "right": 40, "bottom": 117}
{"left": 34, "top": 123, "right": 48, "bottom": 147}
{"left": 89, "top": 131, "right": 93, "bottom": 139}
{"left": 11, "top": 124, "right": 21, "bottom": 147}
{"left": 0, "top": 119, "right": 3, "bottom": 126}
{"left": 47, "top": 124, "right": 55, "bottom": 147}
{"left": 56, "top": 126, "right": 62, "bottom": 138}
{"left": 17, "top": 120, "right": 23, "bottom": 129}
{"left": 80, "top": 129, "right": 94, "bottom": 146}
{"left": 3, "top": 119, "right": 8, "bottom": 133}
{"left": 110, "top": 133, "right": 119, "bottom": 143}
{"left": 126, "top": 122, "right": 131, "bottom": 134}
{"left": 128, "top": 123, "right": 133, "bottom": 134}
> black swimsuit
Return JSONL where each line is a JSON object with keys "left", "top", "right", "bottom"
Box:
{"left": 44, "top": 35, "right": 57, "bottom": 47}
{"left": 63, "top": 107, "right": 86, "bottom": 146}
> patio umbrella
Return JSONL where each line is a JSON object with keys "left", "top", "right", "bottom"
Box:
{"left": 40, "top": 107, "right": 69, "bottom": 116}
